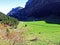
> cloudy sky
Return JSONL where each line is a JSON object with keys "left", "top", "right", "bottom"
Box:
{"left": 0, "top": 0, "right": 28, "bottom": 14}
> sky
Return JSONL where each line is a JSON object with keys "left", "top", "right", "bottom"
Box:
{"left": 0, "top": 0, "right": 28, "bottom": 14}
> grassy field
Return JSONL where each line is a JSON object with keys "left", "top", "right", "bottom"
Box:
{"left": 0, "top": 21, "right": 60, "bottom": 45}
{"left": 17, "top": 21, "right": 60, "bottom": 45}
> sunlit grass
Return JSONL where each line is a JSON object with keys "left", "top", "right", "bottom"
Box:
{"left": 17, "top": 21, "right": 60, "bottom": 45}
{"left": 0, "top": 21, "right": 60, "bottom": 45}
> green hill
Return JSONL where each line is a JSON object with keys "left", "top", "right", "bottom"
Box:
{"left": 0, "top": 12, "right": 19, "bottom": 28}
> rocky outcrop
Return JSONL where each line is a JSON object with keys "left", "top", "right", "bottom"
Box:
{"left": 8, "top": 0, "right": 60, "bottom": 22}
{"left": 7, "top": 7, "right": 23, "bottom": 19}
{"left": 8, "top": 7, "right": 23, "bottom": 15}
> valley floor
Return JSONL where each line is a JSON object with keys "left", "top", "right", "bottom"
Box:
{"left": 17, "top": 21, "right": 60, "bottom": 45}
{"left": 0, "top": 21, "right": 60, "bottom": 45}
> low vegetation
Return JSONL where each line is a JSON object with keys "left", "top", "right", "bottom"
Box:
{"left": 0, "top": 12, "right": 19, "bottom": 28}
{"left": 0, "top": 20, "right": 60, "bottom": 45}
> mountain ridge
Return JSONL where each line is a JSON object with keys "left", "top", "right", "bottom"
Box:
{"left": 7, "top": 0, "right": 60, "bottom": 24}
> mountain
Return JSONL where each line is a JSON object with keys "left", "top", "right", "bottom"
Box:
{"left": 7, "top": 7, "right": 23, "bottom": 19}
{"left": 8, "top": 7, "right": 23, "bottom": 15}
{"left": 7, "top": 0, "right": 60, "bottom": 23}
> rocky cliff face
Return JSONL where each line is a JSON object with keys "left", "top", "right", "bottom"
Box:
{"left": 8, "top": 0, "right": 60, "bottom": 23}
{"left": 8, "top": 7, "right": 23, "bottom": 15}
{"left": 25, "top": 0, "right": 60, "bottom": 17}
{"left": 7, "top": 7, "right": 23, "bottom": 19}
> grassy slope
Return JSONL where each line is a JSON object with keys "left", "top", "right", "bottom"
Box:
{"left": 17, "top": 21, "right": 60, "bottom": 45}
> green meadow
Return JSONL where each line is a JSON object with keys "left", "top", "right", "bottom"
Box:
{"left": 17, "top": 21, "right": 60, "bottom": 45}
{"left": 0, "top": 21, "right": 60, "bottom": 45}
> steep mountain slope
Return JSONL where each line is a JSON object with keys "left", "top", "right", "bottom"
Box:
{"left": 8, "top": 0, "right": 60, "bottom": 22}
{"left": 8, "top": 7, "right": 23, "bottom": 15}
{"left": 7, "top": 7, "right": 23, "bottom": 19}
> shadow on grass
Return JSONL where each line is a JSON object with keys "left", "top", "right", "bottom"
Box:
{"left": 20, "top": 18, "right": 60, "bottom": 25}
